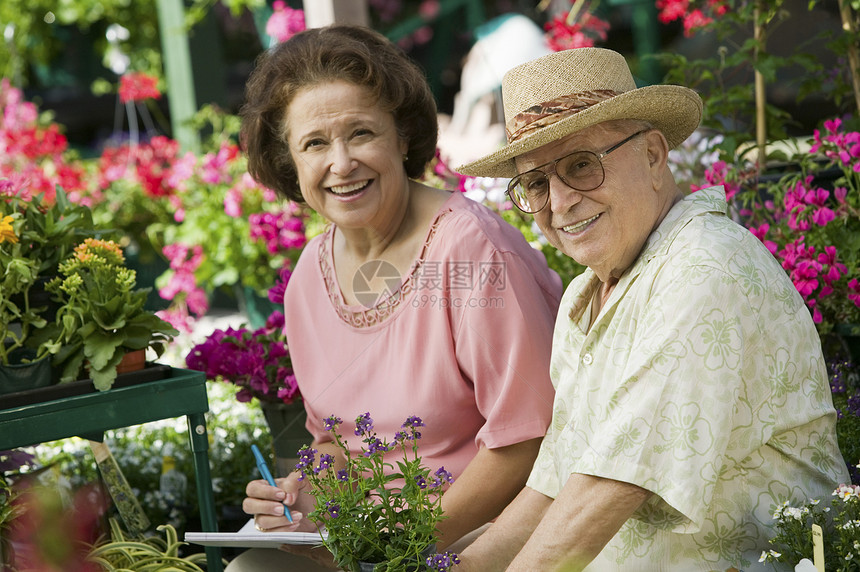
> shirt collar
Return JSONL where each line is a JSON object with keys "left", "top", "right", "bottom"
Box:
{"left": 566, "top": 186, "right": 728, "bottom": 325}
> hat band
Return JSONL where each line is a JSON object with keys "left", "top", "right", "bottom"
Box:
{"left": 506, "top": 90, "right": 620, "bottom": 143}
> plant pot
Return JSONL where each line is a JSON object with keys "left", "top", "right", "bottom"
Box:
{"left": 358, "top": 544, "right": 436, "bottom": 571}
{"left": 259, "top": 400, "right": 312, "bottom": 462}
{"left": 0, "top": 349, "right": 53, "bottom": 395}
{"left": 832, "top": 324, "right": 860, "bottom": 363}
{"left": 116, "top": 349, "right": 147, "bottom": 375}
{"left": 236, "top": 285, "right": 281, "bottom": 329}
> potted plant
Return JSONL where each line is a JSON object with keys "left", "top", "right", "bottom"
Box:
{"left": 33, "top": 237, "right": 178, "bottom": 390}
{"left": 759, "top": 482, "right": 860, "bottom": 570}
{"left": 1, "top": 182, "right": 96, "bottom": 392}
{"left": 185, "top": 295, "right": 308, "bottom": 463}
{"left": 295, "top": 413, "right": 460, "bottom": 572}
{"left": 86, "top": 518, "right": 213, "bottom": 571}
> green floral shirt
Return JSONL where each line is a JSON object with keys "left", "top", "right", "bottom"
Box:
{"left": 527, "top": 187, "right": 848, "bottom": 571}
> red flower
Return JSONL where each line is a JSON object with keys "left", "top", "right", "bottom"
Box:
{"left": 656, "top": 0, "right": 727, "bottom": 36}
{"left": 119, "top": 72, "right": 161, "bottom": 104}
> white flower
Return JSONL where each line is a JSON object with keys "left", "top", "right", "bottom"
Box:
{"left": 834, "top": 484, "right": 860, "bottom": 501}
{"left": 759, "top": 549, "right": 782, "bottom": 562}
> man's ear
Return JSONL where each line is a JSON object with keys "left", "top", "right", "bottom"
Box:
{"left": 645, "top": 129, "right": 669, "bottom": 169}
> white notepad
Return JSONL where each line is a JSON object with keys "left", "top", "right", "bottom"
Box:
{"left": 185, "top": 518, "right": 327, "bottom": 548}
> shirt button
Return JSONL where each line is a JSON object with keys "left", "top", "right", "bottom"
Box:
{"left": 582, "top": 353, "right": 593, "bottom": 365}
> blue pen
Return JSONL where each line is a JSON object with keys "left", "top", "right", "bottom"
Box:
{"left": 251, "top": 444, "right": 293, "bottom": 523}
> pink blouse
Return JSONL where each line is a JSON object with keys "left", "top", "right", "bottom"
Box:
{"left": 283, "top": 192, "right": 561, "bottom": 478}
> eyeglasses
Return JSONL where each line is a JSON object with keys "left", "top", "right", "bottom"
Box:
{"left": 507, "top": 130, "right": 648, "bottom": 214}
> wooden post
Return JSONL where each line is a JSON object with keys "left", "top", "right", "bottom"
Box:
{"left": 155, "top": 0, "right": 200, "bottom": 153}
{"left": 754, "top": 0, "right": 767, "bottom": 172}
{"left": 303, "top": 0, "right": 369, "bottom": 28}
{"left": 838, "top": 0, "right": 860, "bottom": 116}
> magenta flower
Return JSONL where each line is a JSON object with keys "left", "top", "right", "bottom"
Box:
{"left": 185, "top": 310, "right": 298, "bottom": 405}
{"left": 848, "top": 279, "right": 860, "bottom": 307}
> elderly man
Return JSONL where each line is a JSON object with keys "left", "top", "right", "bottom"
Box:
{"left": 454, "top": 48, "right": 848, "bottom": 571}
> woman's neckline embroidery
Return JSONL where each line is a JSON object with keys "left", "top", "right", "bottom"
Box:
{"left": 318, "top": 202, "right": 453, "bottom": 328}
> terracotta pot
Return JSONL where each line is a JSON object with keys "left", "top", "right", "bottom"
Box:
{"left": 116, "top": 349, "right": 147, "bottom": 375}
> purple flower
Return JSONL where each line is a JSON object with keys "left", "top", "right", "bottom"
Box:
{"left": 402, "top": 416, "right": 425, "bottom": 428}
{"left": 354, "top": 412, "right": 373, "bottom": 436}
{"left": 414, "top": 475, "right": 427, "bottom": 490}
{"left": 431, "top": 467, "right": 454, "bottom": 488}
{"left": 323, "top": 416, "right": 343, "bottom": 432}
{"left": 325, "top": 500, "right": 341, "bottom": 518}
{"left": 364, "top": 437, "right": 388, "bottom": 456}
{"left": 399, "top": 417, "right": 424, "bottom": 441}
{"left": 295, "top": 446, "right": 317, "bottom": 479}
{"left": 426, "top": 552, "right": 460, "bottom": 571}
{"left": 336, "top": 469, "right": 349, "bottom": 482}
{"left": 393, "top": 430, "right": 408, "bottom": 443}
{"left": 315, "top": 453, "right": 335, "bottom": 474}
{"left": 0, "top": 449, "right": 36, "bottom": 473}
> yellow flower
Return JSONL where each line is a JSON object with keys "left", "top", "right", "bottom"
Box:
{"left": 73, "top": 238, "right": 125, "bottom": 265}
{"left": 0, "top": 214, "right": 18, "bottom": 244}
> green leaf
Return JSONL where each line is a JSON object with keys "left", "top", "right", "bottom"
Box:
{"left": 84, "top": 329, "right": 125, "bottom": 370}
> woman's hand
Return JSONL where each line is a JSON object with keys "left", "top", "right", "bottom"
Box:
{"left": 242, "top": 471, "right": 317, "bottom": 532}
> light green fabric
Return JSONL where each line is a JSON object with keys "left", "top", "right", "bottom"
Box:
{"left": 527, "top": 187, "right": 849, "bottom": 571}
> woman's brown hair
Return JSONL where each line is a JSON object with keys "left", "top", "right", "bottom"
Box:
{"left": 240, "top": 25, "right": 439, "bottom": 202}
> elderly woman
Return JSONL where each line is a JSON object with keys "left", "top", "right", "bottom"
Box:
{"left": 227, "top": 25, "right": 561, "bottom": 570}
{"left": 452, "top": 48, "right": 848, "bottom": 571}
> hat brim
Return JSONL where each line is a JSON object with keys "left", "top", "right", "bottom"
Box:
{"left": 456, "top": 84, "right": 702, "bottom": 178}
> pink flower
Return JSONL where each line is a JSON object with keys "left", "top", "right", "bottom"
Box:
{"left": 201, "top": 142, "right": 239, "bottom": 185}
{"left": 749, "top": 224, "right": 778, "bottom": 255}
{"left": 419, "top": 0, "right": 440, "bottom": 19}
{"left": 224, "top": 187, "right": 243, "bottom": 217}
{"left": 848, "top": 279, "right": 860, "bottom": 307}
{"left": 119, "top": 72, "right": 161, "bottom": 103}
{"left": 266, "top": 1, "right": 305, "bottom": 44}
{"left": 791, "top": 259, "right": 822, "bottom": 300}
{"left": 544, "top": 11, "right": 610, "bottom": 51}
{"left": 167, "top": 151, "right": 197, "bottom": 191}
{"left": 657, "top": 0, "right": 689, "bottom": 23}
{"left": 249, "top": 210, "right": 307, "bottom": 255}
{"left": 818, "top": 246, "right": 847, "bottom": 286}
{"left": 811, "top": 206, "right": 836, "bottom": 226}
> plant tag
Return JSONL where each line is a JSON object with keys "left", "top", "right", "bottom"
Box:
{"left": 812, "top": 523, "right": 825, "bottom": 572}
{"left": 90, "top": 440, "right": 151, "bottom": 535}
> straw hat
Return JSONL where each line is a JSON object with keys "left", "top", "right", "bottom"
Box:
{"left": 456, "top": 47, "right": 703, "bottom": 178}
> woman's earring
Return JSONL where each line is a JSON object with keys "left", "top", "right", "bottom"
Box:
{"left": 402, "top": 154, "right": 408, "bottom": 162}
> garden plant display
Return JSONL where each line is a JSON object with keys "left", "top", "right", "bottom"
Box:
{"left": 34, "top": 237, "right": 178, "bottom": 389}
{"left": 760, "top": 481, "right": 860, "bottom": 570}
{"left": 185, "top": 308, "right": 299, "bottom": 406}
{"left": 296, "top": 413, "right": 459, "bottom": 572}
{"left": 701, "top": 118, "right": 860, "bottom": 334}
